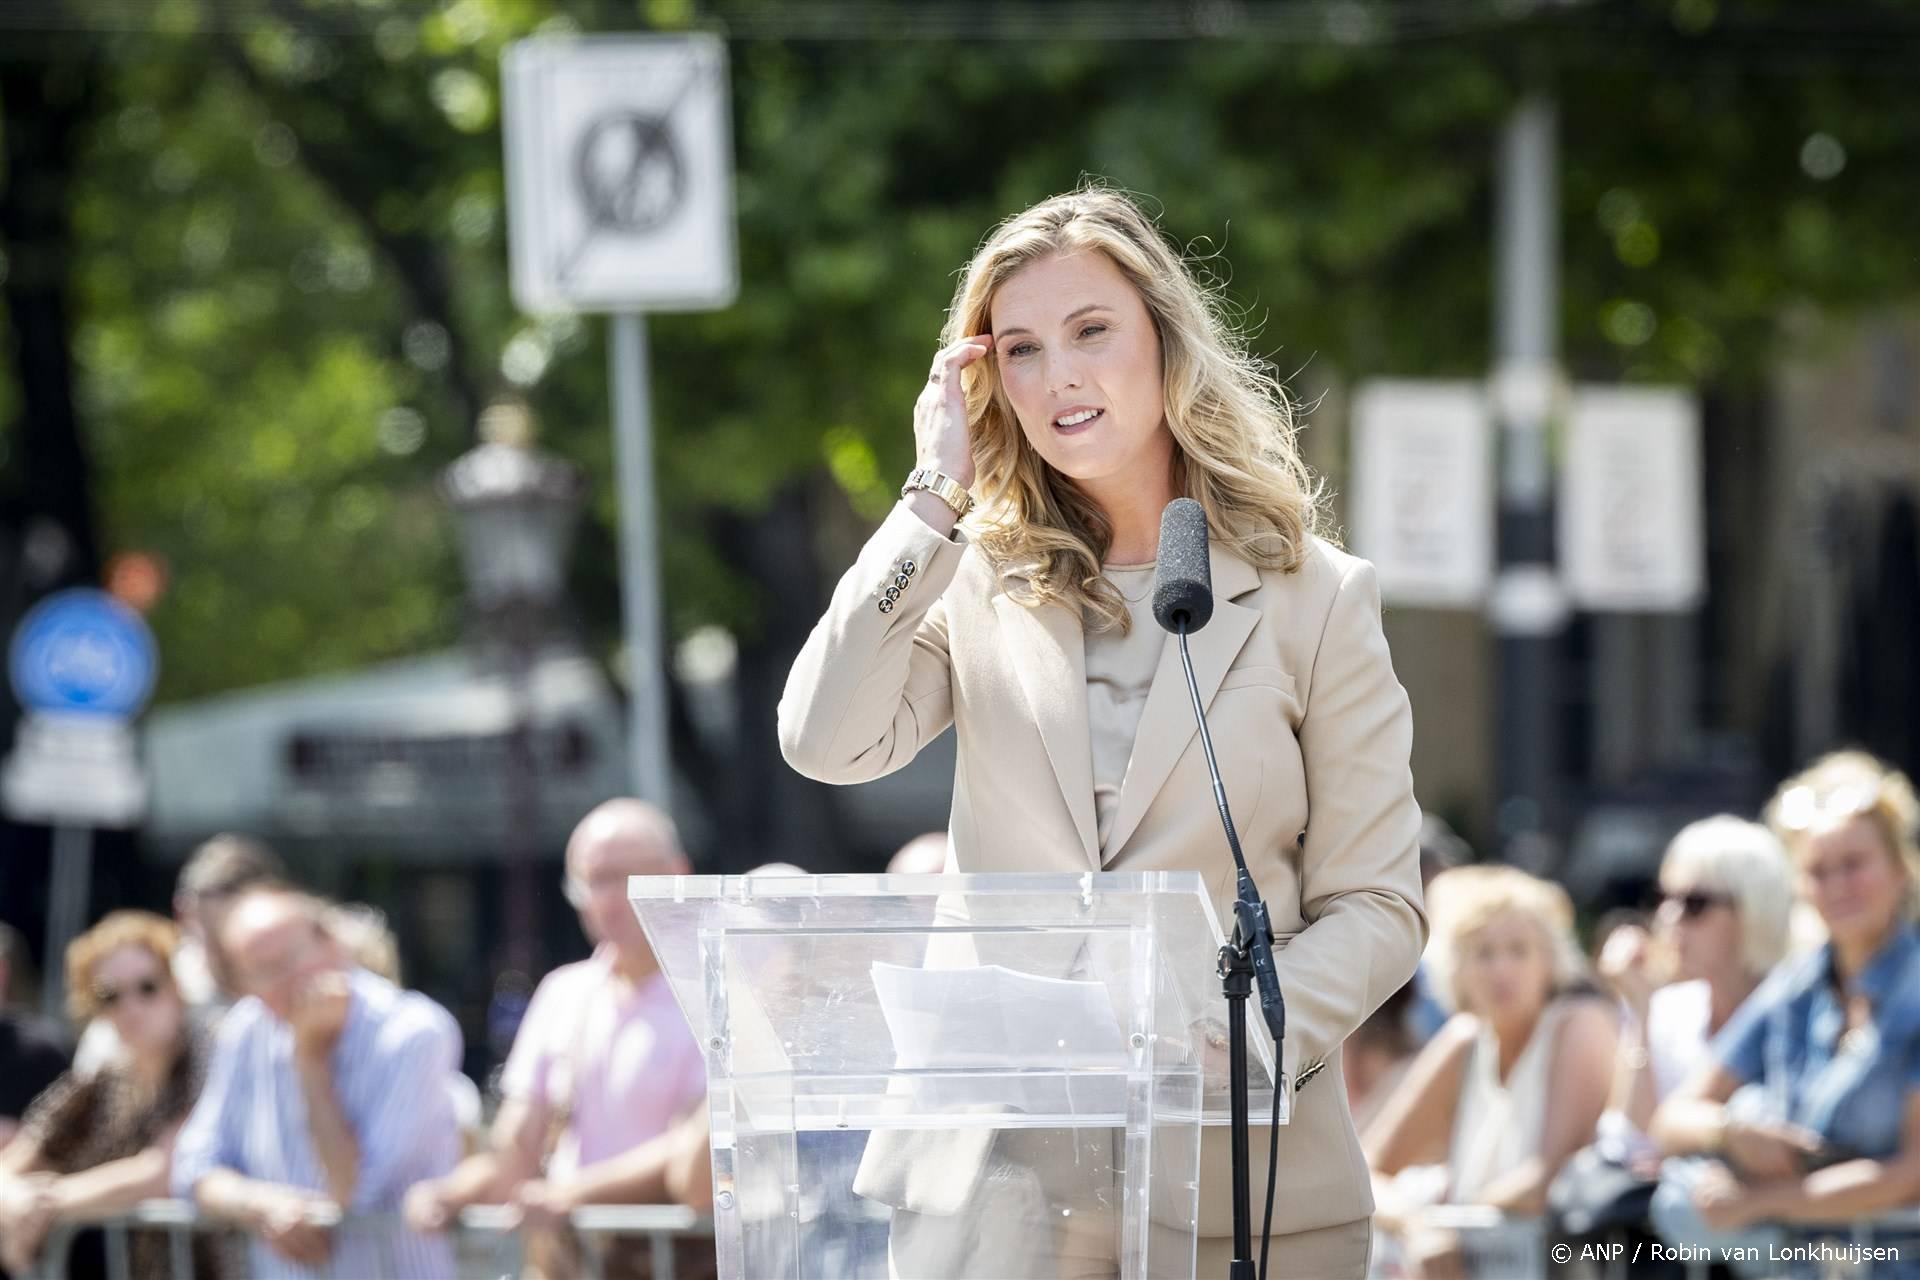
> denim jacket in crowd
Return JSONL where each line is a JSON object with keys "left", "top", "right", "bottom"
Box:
{"left": 1713, "top": 919, "right": 1920, "bottom": 1164}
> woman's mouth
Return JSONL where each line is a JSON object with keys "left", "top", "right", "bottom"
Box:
{"left": 1053, "top": 407, "right": 1104, "bottom": 435}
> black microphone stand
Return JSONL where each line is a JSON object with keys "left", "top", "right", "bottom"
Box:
{"left": 1172, "top": 617, "right": 1287, "bottom": 1280}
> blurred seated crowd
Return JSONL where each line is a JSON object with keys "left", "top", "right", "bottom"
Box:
{"left": 1363, "top": 749, "right": 1920, "bottom": 1279}
{"left": 0, "top": 748, "right": 1915, "bottom": 1279}
{"left": 0, "top": 799, "right": 721, "bottom": 1280}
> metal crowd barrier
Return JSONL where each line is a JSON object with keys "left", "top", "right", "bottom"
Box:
{"left": 29, "top": 1198, "right": 715, "bottom": 1280}
{"left": 1419, "top": 1204, "right": 1920, "bottom": 1280}
{"left": 1418, "top": 1205, "right": 1549, "bottom": 1279}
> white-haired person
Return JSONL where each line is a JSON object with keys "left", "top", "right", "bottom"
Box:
{"left": 778, "top": 182, "right": 1425, "bottom": 1277}
{"left": 1650, "top": 751, "right": 1920, "bottom": 1278}
{"left": 1364, "top": 864, "right": 1616, "bottom": 1277}
{"left": 1594, "top": 816, "right": 1797, "bottom": 1169}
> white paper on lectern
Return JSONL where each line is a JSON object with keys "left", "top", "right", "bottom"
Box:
{"left": 871, "top": 961, "right": 1129, "bottom": 1117}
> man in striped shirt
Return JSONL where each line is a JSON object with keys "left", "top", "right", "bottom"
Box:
{"left": 171, "top": 887, "right": 461, "bottom": 1279}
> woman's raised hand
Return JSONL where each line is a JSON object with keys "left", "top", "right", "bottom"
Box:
{"left": 912, "top": 336, "right": 992, "bottom": 491}
{"left": 1597, "top": 923, "right": 1658, "bottom": 1021}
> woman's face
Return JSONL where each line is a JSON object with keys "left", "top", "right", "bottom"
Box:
{"left": 91, "top": 944, "right": 182, "bottom": 1056}
{"left": 1797, "top": 815, "right": 1907, "bottom": 950}
{"left": 1455, "top": 910, "right": 1555, "bottom": 1024}
{"left": 1655, "top": 873, "right": 1743, "bottom": 983}
{"left": 988, "top": 251, "right": 1173, "bottom": 496}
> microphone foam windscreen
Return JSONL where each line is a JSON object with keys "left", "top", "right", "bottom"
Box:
{"left": 1152, "top": 497, "right": 1214, "bottom": 633}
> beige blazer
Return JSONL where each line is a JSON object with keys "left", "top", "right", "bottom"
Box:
{"left": 778, "top": 501, "right": 1427, "bottom": 1240}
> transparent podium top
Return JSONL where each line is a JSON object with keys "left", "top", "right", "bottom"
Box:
{"left": 629, "top": 870, "right": 1283, "bottom": 1129}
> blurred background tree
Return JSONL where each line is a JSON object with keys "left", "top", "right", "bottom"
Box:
{"left": 3, "top": 0, "right": 1918, "bottom": 856}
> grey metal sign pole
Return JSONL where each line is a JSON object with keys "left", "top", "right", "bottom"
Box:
{"left": 1491, "top": 95, "right": 1568, "bottom": 868}
{"left": 504, "top": 34, "right": 736, "bottom": 810}
{"left": 43, "top": 825, "right": 93, "bottom": 1018}
{"left": 610, "top": 311, "right": 671, "bottom": 807}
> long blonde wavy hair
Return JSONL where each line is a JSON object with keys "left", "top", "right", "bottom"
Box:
{"left": 941, "top": 183, "right": 1326, "bottom": 631}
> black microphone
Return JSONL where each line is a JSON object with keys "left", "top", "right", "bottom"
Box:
{"left": 1150, "top": 499, "right": 1285, "bottom": 1046}
{"left": 1152, "top": 498, "right": 1214, "bottom": 633}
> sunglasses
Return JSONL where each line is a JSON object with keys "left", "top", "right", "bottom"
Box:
{"left": 1662, "top": 890, "right": 1733, "bottom": 920}
{"left": 95, "top": 977, "right": 165, "bottom": 1009}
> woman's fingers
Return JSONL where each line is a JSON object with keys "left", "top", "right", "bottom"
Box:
{"left": 912, "top": 334, "right": 990, "bottom": 491}
{"left": 926, "top": 335, "right": 992, "bottom": 385}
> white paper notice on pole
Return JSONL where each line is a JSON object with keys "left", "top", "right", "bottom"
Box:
{"left": 1561, "top": 387, "right": 1703, "bottom": 611}
{"left": 1351, "top": 380, "right": 1493, "bottom": 608}
{"left": 503, "top": 34, "right": 736, "bottom": 314}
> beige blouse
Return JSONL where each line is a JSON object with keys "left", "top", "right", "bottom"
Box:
{"left": 1084, "top": 564, "right": 1165, "bottom": 854}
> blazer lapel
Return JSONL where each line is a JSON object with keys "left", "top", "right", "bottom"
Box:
{"left": 1101, "top": 549, "right": 1261, "bottom": 861}
{"left": 994, "top": 593, "right": 1101, "bottom": 868}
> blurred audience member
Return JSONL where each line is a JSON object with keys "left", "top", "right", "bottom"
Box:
{"left": 570, "top": 857, "right": 807, "bottom": 1231}
{"left": 1597, "top": 817, "right": 1795, "bottom": 1166}
{"left": 404, "top": 800, "right": 704, "bottom": 1277}
{"left": 1365, "top": 865, "right": 1615, "bottom": 1276}
{"left": 0, "top": 912, "right": 216, "bottom": 1279}
{"left": 886, "top": 832, "right": 950, "bottom": 876}
{"left": 1547, "top": 818, "right": 1794, "bottom": 1254}
{"left": 73, "top": 835, "right": 284, "bottom": 1078}
{"left": 0, "top": 932, "right": 69, "bottom": 1152}
{"left": 172, "top": 886, "right": 461, "bottom": 1279}
{"left": 1651, "top": 752, "right": 1920, "bottom": 1275}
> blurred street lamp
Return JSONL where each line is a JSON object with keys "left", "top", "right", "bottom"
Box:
{"left": 441, "top": 400, "right": 584, "bottom": 616}
{"left": 441, "top": 398, "right": 583, "bottom": 980}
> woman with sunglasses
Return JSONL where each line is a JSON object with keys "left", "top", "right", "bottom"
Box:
{"left": 1594, "top": 816, "right": 1796, "bottom": 1171}
{"left": 1650, "top": 751, "right": 1920, "bottom": 1277}
{"left": 0, "top": 911, "right": 216, "bottom": 1279}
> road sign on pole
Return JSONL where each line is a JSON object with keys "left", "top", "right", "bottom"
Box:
{"left": 5, "top": 587, "right": 160, "bottom": 1018}
{"left": 503, "top": 34, "right": 737, "bottom": 315}
{"left": 5, "top": 588, "right": 156, "bottom": 827}
{"left": 502, "top": 34, "right": 737, "bottom": 808}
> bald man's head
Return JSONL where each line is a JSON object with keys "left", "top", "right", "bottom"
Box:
{"left": 565, "top": 799, "right": 690, "bottom": 950}
{"left": 566, "top": 799, "right": 684, "bottom": 876}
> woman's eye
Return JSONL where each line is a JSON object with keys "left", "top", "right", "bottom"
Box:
{"left": 1080, "top": 324, "right": 1108, "bottom": 339}
{"left": 1008, "top": 342, "right": 1036, "bottom": 357}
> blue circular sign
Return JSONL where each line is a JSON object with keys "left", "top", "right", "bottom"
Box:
{"left": 9, "top": 589, "right": 158, "bottom": 719}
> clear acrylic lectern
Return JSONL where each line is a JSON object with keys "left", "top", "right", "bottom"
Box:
{"left": 628, "top": 870, "right": 1285, "bottom": 1280}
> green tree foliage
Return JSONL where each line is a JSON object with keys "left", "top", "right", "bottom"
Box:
{"left": 3, "top": 0, "right": 1918, "bottom": 705}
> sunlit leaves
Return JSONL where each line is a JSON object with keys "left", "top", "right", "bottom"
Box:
{"left": 14, "top": 0, "right": 1920, "bottom": 705}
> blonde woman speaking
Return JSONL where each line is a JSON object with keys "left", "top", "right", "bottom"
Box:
{"left": 780, "top": 184, "right": 1426, "bottom": 1278}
